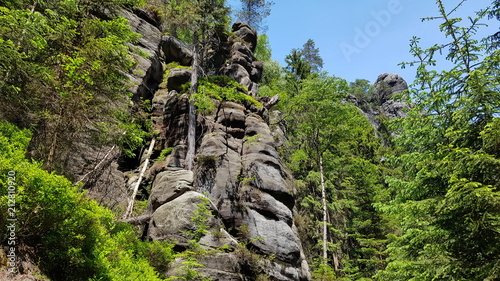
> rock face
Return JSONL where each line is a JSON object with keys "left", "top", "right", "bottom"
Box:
{"left": 350, "top": 73, "right": 409, "bottom": 138}
{"left": 373, "top": 73, "right": 408, "bottom": 104}
{"left": 75, "top": 10, "right": 311, "bottom": 279}
{"left": 141, "top": 21, "right": 311, "bottom": 280}
{"left": 221, "top": 22, "right": 263, "bottom": 96}
{"left": 120, "top": 8, "right": 163, "bottom": 101}
{"left": 160, "top": 35, "right": 194, "bottom": 66}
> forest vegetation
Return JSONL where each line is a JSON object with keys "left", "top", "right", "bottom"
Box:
{"left": 0, "top": 0, "right": 499, "bottom": 280}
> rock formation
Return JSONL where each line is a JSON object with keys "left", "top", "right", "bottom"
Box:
{"left": 349, "top": 73, "right": 409, "bottom": 139}
{"left": 116, "top": 9, "right": 311, "bottom": 280}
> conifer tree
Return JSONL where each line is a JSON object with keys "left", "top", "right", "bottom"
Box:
{"left": 376, "top": 1, "right": 500, "bottom": 279}
{"left": 301, "top": 39, "right": 323, "bottom": 73}
{"left": 236, "top": 0, "right": 274, "bottom": 32}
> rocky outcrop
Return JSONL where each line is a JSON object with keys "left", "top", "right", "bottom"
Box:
{"left": 121, "top": 8, "right": 163, "bottom": 101}
{"left": 373, "top": 73, "right": 408, "bottom": 105}
{"left": 146, "top": 98, "right": 311, "bottom": 280}
{"left": 160, "top": 35, "right": 194, "bottom": 66}
{"left": 221, "top": 22, "right": 263, "bottom": 96}
{"left": 141, "top": 21, "right": 311, "bottom": 280}
{"left": 349, "top": 73, "right": 409, "bottom": 139}
{"left": 74, "top": 9, "right": 310, "bottom": 279}
{"left": 166, "top": 68, "right": 192, "bottom": 91}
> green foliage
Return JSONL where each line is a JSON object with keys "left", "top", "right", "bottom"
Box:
{"left": 153, "top": 0, "right": 230, "bottom": 42}
{"left": 0, "top": 0, "right": 148, "bottom": 172}
{"left": 285, "top": 48, "right": 311, "bottom": 82}
{"left": 311, "top": 260, "right": 337, "bottom": 281}
{"left": 278, "top": 72, "right": 389, "bottom": 279}
{"left": 191, "top": 76, "right": 262, "bottom": 113}
{"left": 254, "top": 34, "right": 272, "bottom": 61}
{"left": 0, "top": 121, "right": 166, "bottom": 281}
{"left": 159, "top": 147, "right": 175, "bottom": 160}
{"left": 349, "top": 79, "right": 373, "bottom": 104}
{"left": 377, "top": 1, "right": 500, "bottom": 280}
{"left": 140, "top": 240, "right": 175, "bottom": 275}
{"left": 235, "top": 0, "right": 274, "bottom": 32}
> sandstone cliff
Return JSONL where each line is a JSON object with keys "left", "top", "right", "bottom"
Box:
{"left": 117, "top": 9, "right": 311, "bottom": 280}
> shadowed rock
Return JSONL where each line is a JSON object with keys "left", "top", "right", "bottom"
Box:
{"left": 160, "top": 35, "right": 194, "bottom": 66}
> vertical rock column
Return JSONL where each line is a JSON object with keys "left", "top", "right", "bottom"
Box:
{"left": 145, "top": 22, "right": 311, "bottom": 280}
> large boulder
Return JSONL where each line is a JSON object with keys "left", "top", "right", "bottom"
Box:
{"left": 149, "top": 169, "right": 194, "bottom": 211}
{"left": 166, "top": 68, "right": 192, "bottom": 92}
{"left": 148, "top": 191, "right": 219, "bottom": 243}
{"left": 160, "top": 35, "right": 194, "bottom": 66}
{"left": 372, "top": 73, "right": 408, "bottom": 105}
{"left": 245, "top": 209, "right": 301, "bottom": 264}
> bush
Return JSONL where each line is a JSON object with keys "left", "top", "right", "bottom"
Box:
{"left": 191, "top": 76, "right": 262, "bottom": 113}
{"left": 0, "top": 120, "right": 168, "bottom": 281}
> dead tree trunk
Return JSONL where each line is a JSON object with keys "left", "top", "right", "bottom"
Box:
{"left": 319, "top": 154, "right": 328, "bottom": 264}
{"left": 185, "top": 36, "right": 199, "bottom": 171}
{"left": 123, "top": 138, "right": 155, "bottom": 219}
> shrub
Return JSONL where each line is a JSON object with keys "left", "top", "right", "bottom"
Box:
{"left": 191, "top": 76, "right": 262, "bottom": 113}
{"left": 0, "top": 120, "right": 167, "bottom": 281}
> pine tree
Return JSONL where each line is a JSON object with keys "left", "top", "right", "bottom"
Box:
{"left": 301, "top": 39, "right": 323, "bottom": 73}
{"left": 376, "top": 1, "right": 500, "bottom": 280}
{"left": 236, "top": 0, "right": 274, "bottom": 32}
{"left": 279, "top": 73, "right": 389, "bottom": 278}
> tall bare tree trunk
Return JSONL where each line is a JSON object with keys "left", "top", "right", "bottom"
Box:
{"left": 185, "top": 37, "right": 199, "bottom": 171}
{"left": 123, "top": 138, "right": 155, "bottom": 219}
{"left": 319, "top": 154, "right": 328, "bottom": 263}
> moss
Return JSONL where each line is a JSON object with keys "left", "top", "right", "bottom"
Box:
{"left": 191, "top": 76, "right": 262, "bottom": 114}
{"left": 159, "top": 147, "right": 174, "bottom": 160}
{"left": 159, "top": 62, "right": 192, "bottom": 89}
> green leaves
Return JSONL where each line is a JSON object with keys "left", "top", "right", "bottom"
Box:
{"left": 0, "top": 0, "right": 149, "bottom": 171}
{"left": 379, "top": 1, "right": 500, "bottom": 280}
{"left": 191, "top": 76, "right": 262, "bottom": 113}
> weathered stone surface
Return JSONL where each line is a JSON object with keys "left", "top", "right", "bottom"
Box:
{"left": 221, "top": 64, "right": 252, "bottom": 89}
{"left": 123, "top": 19, "right": 312, "bottom": 279}
{"left": 120, "top": 8, "right": 163, "bottom": 100}
{"left": 269, "top": 110, "right": 288, "bottom": 147}
{"left": 160, "top": 93, "right": 189, "bottom": 147}
{"left": 245, "top": 209, "right": 301, "bottom": 264}
{"left": 381, "top": 99, "right": 409, "bottom": 119}
{"left": 160, "top": 35, "right": 193, "bottom": 66}
{"left": 349, "top": 73, "right": 409, "bottom": 141}
{"left": 148, "top": 191, "right": 219, "bottom": 243}
{"left": 151, "top": 89, "right": 170, "bottom": 116}
{"left": 149, "top": 169, "right": 194, "bottom": 211}
{"left": 199, "top": 229, "right": 239, "bottom": 250}
{"left": 167, "top": 254, "right": 243, "bottom": 281}
{"left": 372, "top": 73, "right": 408, "bottom": 105}
{"left": 245, "top": 189, "right": 293, "bottom": 226}
{"left": 219, "top": 22, "right": 262, "bottom": 96}
{"left": 166, "top": 68, "right": 192, "bottom": 91}
{"left": 232, "top": 22, "right": 257, "bottom": 52}
{"left": 261, "top": 258, "right": 312, "bottom": 281}
{"left": 251, "top": 61, "right": 264, "bottom": 82}
{"left": 165, "top": 144, "right": 187, "bottom": 168}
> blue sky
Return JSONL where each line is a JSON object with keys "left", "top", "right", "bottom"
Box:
{"left": 228, "top": 0, "right": 498, "bottom": 84}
